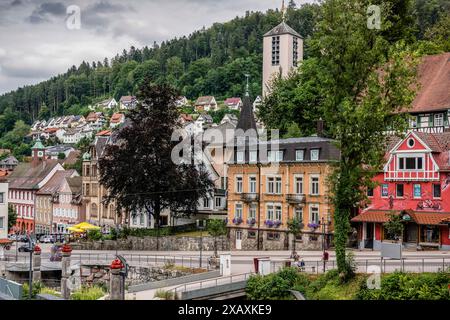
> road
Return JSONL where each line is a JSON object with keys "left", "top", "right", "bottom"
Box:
{"left": 3, "top": 243, "right": 449, "bottom": 275}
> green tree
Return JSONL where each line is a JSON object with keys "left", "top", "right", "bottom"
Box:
{"left": 283, "top": 122, "right": 302, "bottom": 139}
{"left": 58, "top": 152, "right": 66, "bottom": 160}
{"left": 383, "top": 212, "right": 404, "bottom": 241}
{"left": 311, "top": 0, "right": 418, "bottom": 279}
{"left": 37, "top": 103, "right": 51, "bottom": 120}
{"left": 265, "top": 0, "right": 419, "bottom": 279}
{"left": 287, "top": 218, "right": 304, "bottom": 256}
{"left": 99, "top": 82, "right": 214, "bottom": 250}
{"left": 206, "top": 219, "right": 228, "bottom": 258}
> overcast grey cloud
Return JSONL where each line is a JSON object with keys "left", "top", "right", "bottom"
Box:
{"left": 0, "top": 0, "right": 314, "bottom": 94}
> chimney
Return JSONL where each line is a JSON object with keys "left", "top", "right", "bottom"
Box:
{"left": 316, "top": 118, "right": 324, "bottom": 137}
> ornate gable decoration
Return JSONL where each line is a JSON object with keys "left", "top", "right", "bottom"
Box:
{"left": 384, "top": 131, "right": 439, "bottom": 181}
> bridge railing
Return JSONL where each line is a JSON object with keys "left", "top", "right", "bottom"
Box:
{"left": 269, "top": 257, "right": 450, "bottom": 274}
{"left": 171, "top": 272, "right": 254, "bottom": 296}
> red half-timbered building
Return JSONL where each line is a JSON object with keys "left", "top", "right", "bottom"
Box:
{"left": 352, "top": 131, "right": 450, "bottom": 250}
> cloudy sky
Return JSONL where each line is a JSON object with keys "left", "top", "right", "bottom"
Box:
{"left": 0, "top": 0, "right": 313, "bottom": 95}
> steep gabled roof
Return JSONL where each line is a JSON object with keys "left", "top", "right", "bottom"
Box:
{"left": 8, "top": 160, "right": 61, "bottom": 190}
{"left": 236, "top": 95, "right": 257, "bottom": 133}
{"left": 37, "top": 170, "right": 76, "bottom": 195}
{"left": 409, "top": 52, "right": 450, "bottom": 113}
{"left": 195, "top": 96, "right": 215, "bottom": 105}
{"left": 264, "top": 21, "right": 302, "bottom": 38}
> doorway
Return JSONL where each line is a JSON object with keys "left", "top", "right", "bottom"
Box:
{"left": 405, "top": 223, "right": 418, "bottom": 243}
{"left": 364, "top": 223, "right": 374, "bottom": 249}
{"left": 236, "top": 230, "right": 242, "bottom": 250}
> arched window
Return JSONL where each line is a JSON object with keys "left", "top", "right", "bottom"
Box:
{"left": 91, "top": 203, "right": 98, "bottom": 217}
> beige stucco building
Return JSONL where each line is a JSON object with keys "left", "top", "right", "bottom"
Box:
{"left": 82, "top": 135, "right": 122, "bottom": 231}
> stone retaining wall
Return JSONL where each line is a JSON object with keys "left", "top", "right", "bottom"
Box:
{"left": 71, "top": 236, "right": 230, "bottom": 251}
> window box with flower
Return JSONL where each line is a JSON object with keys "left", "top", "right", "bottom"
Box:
{"left": 232, "top": 217, "right": 243, "bottom": 225}
{"left": 265, "top": 220, "right": 274, "bottom": 227}
{"left": 247, "top": 218, "right": 256, "bottom": 225}
{"left": 308, "top": 223, "right": 320, "bottom": 231}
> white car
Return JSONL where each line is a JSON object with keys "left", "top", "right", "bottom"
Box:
{"left": 39, "top": 235, "right": 55, "bottom": 243}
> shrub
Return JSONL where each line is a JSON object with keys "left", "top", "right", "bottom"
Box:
{"left": 246, "top": 267, "right": 302, "bottom": 300}
{"left": 22, "top": 281, "right": 44, "bottom": 300}
{"left": 70, "top": 286, "right": 106, "bottom": 300}
{"left": 154, "top": 289, "right": 175, "bottom": 300}
{"left": 87, "top": 230, "right": 103, "bottom": 241}
{"left": 356, "top": 271, "right": 450, "bottom": 300}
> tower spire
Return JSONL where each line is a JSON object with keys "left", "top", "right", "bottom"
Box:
{"left": 244, "top": 74, "right": 250, "bottom": 97}
{"left": 281, "top": 0, "right": 286, "bottom": 22}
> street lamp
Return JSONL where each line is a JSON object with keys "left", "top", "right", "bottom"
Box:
{"left": 27, "top": 234, "right": 34, "bottom": 299}
{"left": 197, "top": 219, "right": 206, "bottom": 268}
{"left": 320, "top": 216, "right": 331, "bottom": 273}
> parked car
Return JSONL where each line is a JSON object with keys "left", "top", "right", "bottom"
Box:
{"left": 7, "top": 234, "right": 18, "bottom": 241}
{"left": 17, "top": 235, "right": 29, "bottom": 243}
{"left": 18, "top": 243, "right": 35, "bottom": 253}
{"left": 39, "top": 235, "right": 55, "bottom": 243}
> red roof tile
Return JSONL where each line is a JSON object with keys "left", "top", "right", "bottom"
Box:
{"left": 409, "top": 52, "right": 450, "bottom": 113}
{"left": 96, "top": 130, "right": 111, "bottom": 137}
{"left": 408, "top": 211, "right": 450, "bottom": 226}
{"left": 351, "top": 210, "right": 398, "bottom": 223}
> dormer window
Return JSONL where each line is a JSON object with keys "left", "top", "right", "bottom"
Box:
{"left": 398, "top": 156, "right": 423, "bottom": 170}
{"left": 310, "top": 149, "right": 320, "bottom": 161}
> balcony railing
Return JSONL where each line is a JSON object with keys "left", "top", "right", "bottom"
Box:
{"left": 241, "top": 193, "right": 259, "bottom": 202}
{"left": 286, "top": 194, "right": 306, "bottom": 204}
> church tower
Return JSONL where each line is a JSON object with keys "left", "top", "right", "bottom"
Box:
{"left": 31, "top": 138, "right": 46, "bottom": 167}
{"left": 262, "top": 1, "right": 303, "bottom": 96}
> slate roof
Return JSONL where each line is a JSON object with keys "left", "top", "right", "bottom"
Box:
{"left": 264, "top": 21, "right": 302, "bottom": 38}
{"left": 8, "top": 160, "right": 61, "bottom": 190}
{"left": 0, "top": 156, "right": 19, "bottom": 165}
{"left": 66, "top": 176, "right": 82, "bottom": 194}
{"left": 36, "top": 170, "right": 76, "bottom": 195}
{"left": 236, "top": 95, "right": 257, "bottom": 133}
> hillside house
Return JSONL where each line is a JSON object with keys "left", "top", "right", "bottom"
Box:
{"left": 195, "top": 96, "right": 217, "bottom": 112}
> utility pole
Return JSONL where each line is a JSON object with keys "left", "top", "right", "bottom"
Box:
{"left": 197, "top": 219, "right": 205, "bottom": 268}
{"left": 27, "top": 234, "right": 33, "bottom": 299}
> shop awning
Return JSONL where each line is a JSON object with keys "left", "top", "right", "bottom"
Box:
{"left": 0, "top": 239, "right": 13, "bottom": 245}
{"left": 351, "top": 210, "right": 398, "bottom": 223}
{"left": 72, "top": 222, "right": 101, "bottom": 231}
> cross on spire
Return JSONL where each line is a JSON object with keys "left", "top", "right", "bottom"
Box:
{"left": 281, "top": 0, "right": 286, "bottom": 22}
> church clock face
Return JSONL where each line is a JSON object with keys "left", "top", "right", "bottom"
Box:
{"left": 37, "top": 151, "right": 44, "bottom": 157}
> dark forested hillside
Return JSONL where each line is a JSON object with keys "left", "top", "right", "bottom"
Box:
{"left": 0, "top": 0, "right": 448, "bottom": 134}
{"left": 0, "top": 3, "right": 320, "bottom": 128}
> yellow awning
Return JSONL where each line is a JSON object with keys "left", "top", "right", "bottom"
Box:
{"left": 73, "top": 222, "right": 101, "bottom": 231}
{"left": 67, "top": 227, "right": 84, "bottom": 233}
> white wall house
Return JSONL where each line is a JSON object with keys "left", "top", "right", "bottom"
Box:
{"left": 0, "top": 182, "right": 8, "bottom": 259}
{"left": 0, "top": 182, "right": 8, "bottom": 240}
